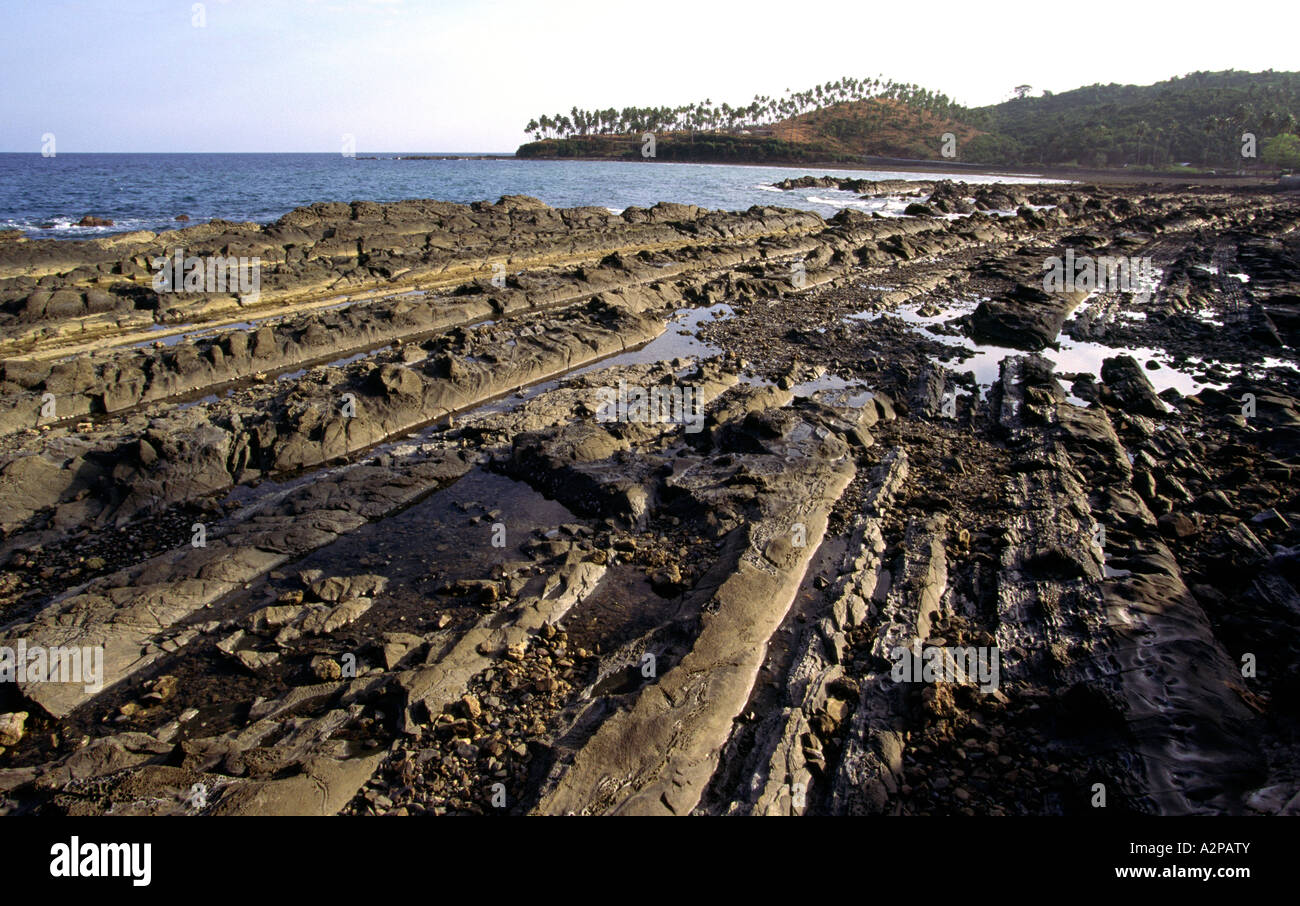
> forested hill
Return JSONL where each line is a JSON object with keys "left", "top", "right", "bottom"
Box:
{"left": 516, "top": 70, "right": 1300, "bottom": 172}
{"left": 962, "top": 70, "right": 1300, "bottom": 168}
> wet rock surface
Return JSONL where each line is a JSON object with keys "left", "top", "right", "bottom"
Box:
{"left": 1, "top": 183, "right": 1298, "bottom": 816}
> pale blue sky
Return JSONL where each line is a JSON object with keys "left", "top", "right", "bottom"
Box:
{"left": 2, "top": 0, "right": 1294, "bottom": 152}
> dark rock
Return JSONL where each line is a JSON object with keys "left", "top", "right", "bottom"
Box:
{"left": 1100, "top": 355, "right": 1166, "bottom": 416}
{"left": 971, "top": 284, "right": 1075, "bottom": 351}
{"left": 1158, "top": 512, "right": 1199, "bottom": 539}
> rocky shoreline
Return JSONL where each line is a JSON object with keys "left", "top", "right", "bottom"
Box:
{"left": 0, "top": 179, "right": 1297, "bottom": 815}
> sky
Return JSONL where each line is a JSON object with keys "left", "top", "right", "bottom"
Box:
{"left": 2, "top": 0, "right": 1295, "bottom": 152}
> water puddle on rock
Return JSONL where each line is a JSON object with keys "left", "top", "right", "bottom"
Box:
{"left": 788, "top": 372, "right": 874, "bottom": 406}
{"left": 563, "top": 562, "right": 677, "bottom": 665}
{"left": 176, "top": 391, "right": 229, "bottom": 410}
{"left": 273, "top": 345, "right": 394, "bottom": 383}
{"left": 129, "top": 320, "right": 258, "bottom": 350}
{"left": 577, "top": 303, "right": 735, "bottom": 373}
{"left": 281, "top": 466, "right": 579, "bottom": 630}
{"left": 613, "top": 304, "right": 876, "bottom": 403}
{"left": 849, "top": 300, "right": 1237, "bottom": 399}
{"left": 438, "top": 303, "right": 743, "bottom": 424}
{"left": 327, "top": 346, "right": 391, "bottom": 369}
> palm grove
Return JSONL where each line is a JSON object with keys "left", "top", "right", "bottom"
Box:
{"left": 524, "top": 77, "right": 958, "bottom": 140}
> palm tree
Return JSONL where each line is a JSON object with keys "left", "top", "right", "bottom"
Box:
{"left": 1134, "top": 120, "right": 1150, "bottom": 166}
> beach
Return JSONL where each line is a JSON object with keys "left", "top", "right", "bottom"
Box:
{"left": 0, "top": 177, "right": 1297, "bottom": 815}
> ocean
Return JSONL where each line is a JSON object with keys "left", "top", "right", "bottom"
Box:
{"left": 0, "top": 153, "right": 1055, "bottom": 240}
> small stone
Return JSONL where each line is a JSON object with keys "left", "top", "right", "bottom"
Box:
{"left": 1157, "top": 511, "right": 1198, "bottom": 539}
{"left": 310, "top": 655, "right": 343, "bottom": 681}
{"left": 647, "top": 564, "right": 682, "bottom": 593}
{"left": 0, "top": 711, "right": 28, "bottom": 746}
{"left": 149, "top": 674, "right": 179, "bottom": 701}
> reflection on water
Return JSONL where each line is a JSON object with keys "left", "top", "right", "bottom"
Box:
{"left": 846, "top": 299, "right": 1259, "bottom": 399}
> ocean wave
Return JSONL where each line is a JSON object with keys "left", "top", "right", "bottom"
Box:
{"left": 805, "top": 195, "right": 871, "bottom": 207}
{"left": 3, "top": 215, "right": 178, "bottom": 239}
{"left": 805, "top": 195, "right": 897, "bottom": 210}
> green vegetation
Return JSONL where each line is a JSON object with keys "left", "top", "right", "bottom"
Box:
{"left": 520, "top": 70, "right": 1300, "bottom": 173}
{"left": 1262, "top": 133, "right": 1300, "bottom": 170}
{"left": 964, "top": 70, "right": 1300, "bottom": 168}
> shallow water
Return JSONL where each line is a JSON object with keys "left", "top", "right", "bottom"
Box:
{"left": 573, "top": 303, "right": 736, "bottom": 374}
{"left": 788, "top": 372, "right": 874, "bottom": 406}
{"left": 849, "top": 299, "right": 1235, "bottom": 398}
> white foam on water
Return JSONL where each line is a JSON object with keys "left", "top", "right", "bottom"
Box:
{"left": 805, "top": 194, "right": 880, "bottom": 209}
{"left": 801, "top": 192, "right": 916, "bottom": 217}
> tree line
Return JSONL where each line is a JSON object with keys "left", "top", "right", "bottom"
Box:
{"left": 523, "top": 76, "right": 958, "bottom": 140}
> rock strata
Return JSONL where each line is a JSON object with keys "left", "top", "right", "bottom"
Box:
{"left": 1, "top": 183, "right": 1297, "bottom": 816}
